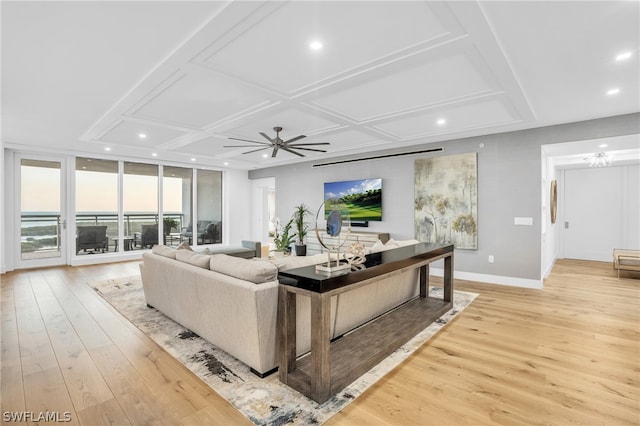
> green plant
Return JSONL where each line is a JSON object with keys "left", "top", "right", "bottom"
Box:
{"left": 163, "top": 217, "right": 179, "bottom": 234}
{"left": 271, "top": 217, "right": 296, "bottom": 252}
{"left": 292, "top": 203, "right": 312, "bottom": 245}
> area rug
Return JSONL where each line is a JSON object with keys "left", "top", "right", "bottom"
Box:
{"left": 89, "top": 276, "right": 477, "bottom": 425}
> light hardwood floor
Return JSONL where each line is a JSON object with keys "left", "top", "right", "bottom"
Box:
{"left": 1, "top": 259, "right": 638, "bottom": 425}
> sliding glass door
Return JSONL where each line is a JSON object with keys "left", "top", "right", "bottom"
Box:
{"left": 17, "top": 155, "right": 68, "bottom": 268}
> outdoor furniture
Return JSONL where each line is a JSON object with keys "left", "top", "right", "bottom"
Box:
{"left": 76, "top": 226, "right": 108, "bottom": 254}
{"left": 180, "top": 220, "right": 212, "bottom": 245}
{"left": 134, "top": 224, "right": 158, "bottom": 249}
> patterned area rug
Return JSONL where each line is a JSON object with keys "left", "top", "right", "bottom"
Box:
{"left": 89, "top": 276, "right": 477, "bottom": 425}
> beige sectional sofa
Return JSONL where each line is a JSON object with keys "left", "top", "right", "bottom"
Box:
{"left": 139, "top": 238, "right": 421, "bottom": 376}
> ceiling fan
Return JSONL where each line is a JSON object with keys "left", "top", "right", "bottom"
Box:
{"left": 224, "top": 126, "right": 329, "bottom": 158}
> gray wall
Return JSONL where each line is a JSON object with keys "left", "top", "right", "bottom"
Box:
{"left": 250, "top": 113, "right": 639, "bottom": 283}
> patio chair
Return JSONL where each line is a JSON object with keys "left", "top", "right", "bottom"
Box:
{"left": 76, "top": 225, "right": 108, "bottom": 254}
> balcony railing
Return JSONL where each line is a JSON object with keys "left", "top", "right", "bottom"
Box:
{"left": 21, "top": 212, "right": 185, "bottom": 256}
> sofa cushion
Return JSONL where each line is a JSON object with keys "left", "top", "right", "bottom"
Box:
{"left": 152, "top": 244, "right": 177, "bottom": 259}
{"left": 210, "top": 254, "right": 277, "bottom": 284}
{"left": 175, "top": 250, "right": 211, "bottom": 269}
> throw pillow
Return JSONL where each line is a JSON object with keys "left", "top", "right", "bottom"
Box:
{"left": 210, "top": 254, "right": 278, "bottom": 284}
{"left": 176, "top": 241, "right": 193, "bottom": 251}
{"left": 152, "top": 244, "right": 177, "bottom": 259}
{"left": 175, "top": 250, "right": 210, "bottom": 269}
{"left": 385, "top": 238, "right": 399, "bottom": 248}
{"left": 372, "top": 239, "right": 385, "bottom": 249}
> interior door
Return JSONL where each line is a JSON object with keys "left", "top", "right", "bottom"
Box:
{"left": 563, "top": 166, "right": 623, "bottom": 261}
{"left": 17, "top": 155, "right": 68, "bottom": 268}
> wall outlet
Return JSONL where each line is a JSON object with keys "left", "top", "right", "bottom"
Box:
{"left": 488, "top": 255, "right": 494, "bottom": 263}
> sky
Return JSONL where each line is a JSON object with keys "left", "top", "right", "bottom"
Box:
{"left": 21, "top": 166, "right": 182, "bottom": 213}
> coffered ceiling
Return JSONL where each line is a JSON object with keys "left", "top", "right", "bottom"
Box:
{"left": 2, "top": 1, "right": 639, "bottom": 170}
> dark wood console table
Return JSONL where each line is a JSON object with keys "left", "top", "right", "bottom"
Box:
{"left": 277, "top": 242, "right": 454, "bottom": 403}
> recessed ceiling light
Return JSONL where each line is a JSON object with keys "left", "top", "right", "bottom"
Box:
{"left": 615, "top": 51, "right": 632, "bottom": 62}
{"left": 104, "top": 147, "right": 111, "bottom": 151}
{"left": 309, "top": 40, "right": 323, "bottom": 50}
{"left": 436, "top": 118, "right": 446, "bottom": 126}
{"left": 262, "top": 153, "right": 268, "bottom": 158}
{"left": 138, "top": 133, "right": 147, "bottom": 139}
{"left": 607, "top": 88, "right": 620, "bottom": 95}
{"left": 223, "top": 162, "right": 229, "bottom": 166}
{"left": 191, "top": 158, "right": 196, "bottom": 162}
{"left": 599, "top": 143, "right": 608, "bottom": 148}
{"left": 151, "top": 152, "right": 158, "bottom": 157}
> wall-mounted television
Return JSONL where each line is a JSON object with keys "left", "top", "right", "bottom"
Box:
{"left": 324, "top": 178, "right": 382, "bottom": 223}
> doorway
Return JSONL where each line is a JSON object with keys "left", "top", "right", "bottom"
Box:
{"left": 16, "top": 155, "right": 68, "bottom": 268}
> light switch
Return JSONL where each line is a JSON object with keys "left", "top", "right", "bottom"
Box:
{"left": 514, "top": 217, "right": 533, "bottom": 226}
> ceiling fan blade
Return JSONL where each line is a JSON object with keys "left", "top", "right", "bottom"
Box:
{"left": 259, "top": 132, "right": 275, "bottom": 143}
{"left": 287, "top": 142, "right": 330, "bottom": 146}
{"left": 224, "top": 144, "right": 266, "bottom": 148}
{"left": 242, "top": 147, "right": 270, "bottom": 155}
{"left": 289, "top": 147, "right": 327, "bottom": 153}
{"left": 281, "top": 146, "right": 306, "bottom": 157}
{"left": 283, "top": 135, "right": 306, "bottom": 144}
{"left": 271, "top": 146, "right": 279, "bottom": 158}
{"left": 228, "top": 137, "right": 271, "bottom": 145}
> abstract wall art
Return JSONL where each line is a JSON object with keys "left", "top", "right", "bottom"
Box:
{"left": 414, "top": 152, "right": 478, "bottom": 249}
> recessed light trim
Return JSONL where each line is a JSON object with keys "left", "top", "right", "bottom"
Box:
{"left": 615, "top": 51, "right": 632, "bottom": 62}
{"left": 607, "top": 88, "right": 620, "bottom": 96}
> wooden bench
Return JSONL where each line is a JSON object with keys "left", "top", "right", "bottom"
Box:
{"left": 613, "top": 249, "right": 640, "bottom": 278}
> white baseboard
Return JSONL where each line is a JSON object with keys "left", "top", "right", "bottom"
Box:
{"left": 70, "top": 251, "right": 143, "bottom": 267}
{"left": 430, "top": 267, "right": 543, "bottom": 289}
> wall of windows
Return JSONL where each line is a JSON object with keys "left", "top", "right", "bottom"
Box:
{"left": 73, "top": 158, "right": 223, "bottom": 257}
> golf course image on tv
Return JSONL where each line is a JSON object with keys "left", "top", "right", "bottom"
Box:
{"left": 324, "top": 178, "right": 382, "bottom": 221}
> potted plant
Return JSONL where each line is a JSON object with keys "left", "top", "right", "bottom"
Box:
{"left": 270, "top": 217, "right": 296, "bottom": 256}
{"left": 163, "top": 217, "right": 179, "bottom": 236}
{"left": 292, "top": 203, "right": 312, "bottom": 256}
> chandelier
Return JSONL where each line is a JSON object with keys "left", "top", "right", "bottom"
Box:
{"left": 584, "top": 152, "right": 611, "bottom": 167}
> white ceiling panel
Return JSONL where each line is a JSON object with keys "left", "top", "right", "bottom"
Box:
{"left": 98, "top": 120, "right": 188, "bottom": 147}
{"left": 224, "top": 108, "right": 341, "bottom": 140}
{"left": 371, "top": 99, "right": 518, "bottom": 139}
{"left": 204, "top": 1, "right": 452, "bottom": 94}
{"left": 129, "top": 70, "right": 274, "bottom": 129}
{"left": 307, "top": 129, "right": 389, "bottom": 152}
{"left": 311, "top": 51, "right": 496, "bottom": 121}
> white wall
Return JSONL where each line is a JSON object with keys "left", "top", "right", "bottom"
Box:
{"left": 224, "top": 168, "right": 252, "bottom": 245}
{"left": 541, "top": 148, "right": 559, "bottom": 278}
{"left": 0, "top": 146, "right": 4, "bottom": 273}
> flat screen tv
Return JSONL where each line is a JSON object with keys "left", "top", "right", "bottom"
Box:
{"left": 324, "top": 178, "right": 382, "bottom": 223}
